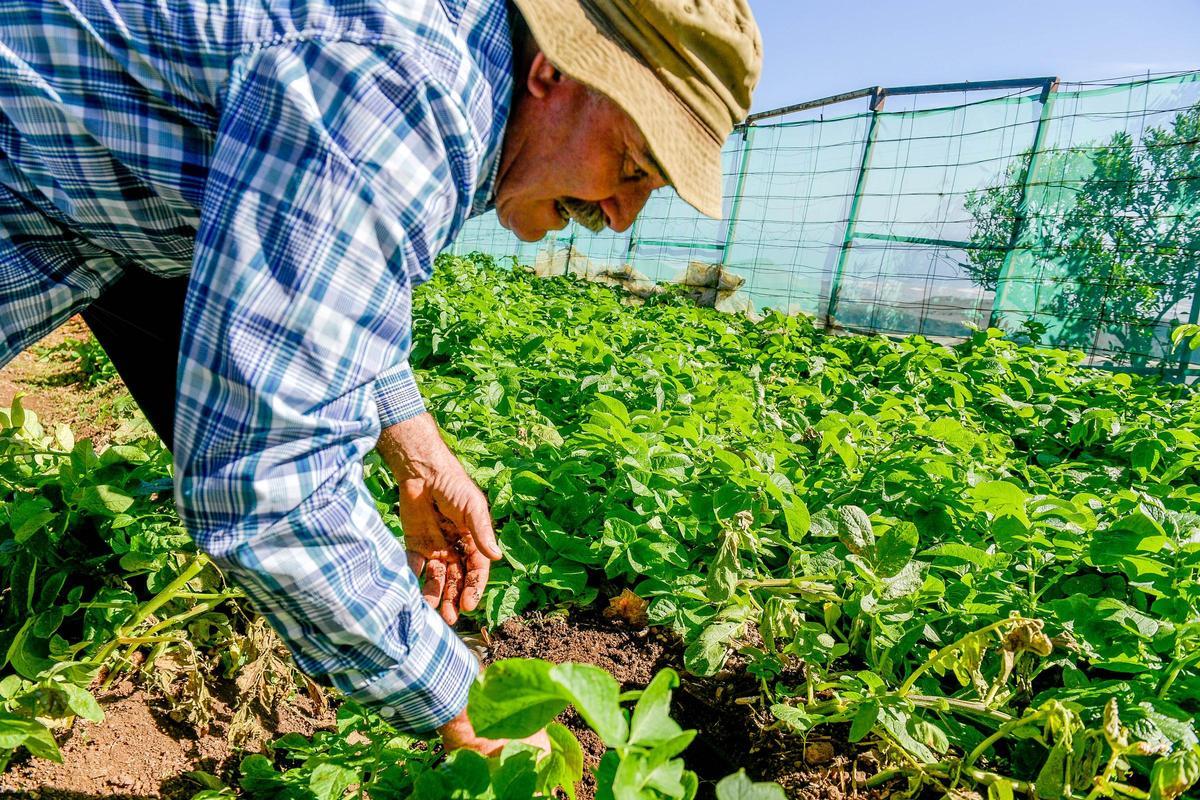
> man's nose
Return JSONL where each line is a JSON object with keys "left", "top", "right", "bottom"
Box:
{"left": 601, "top": 184, "right": 655, "bottom": 233}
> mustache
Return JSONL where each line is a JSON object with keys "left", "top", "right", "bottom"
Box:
{"left": 555, "top": 198, "right": 608, "bottom": 233}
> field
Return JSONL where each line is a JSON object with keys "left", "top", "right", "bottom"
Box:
{"left": 1, "top": 253, "right": 1198, "bottom": 800}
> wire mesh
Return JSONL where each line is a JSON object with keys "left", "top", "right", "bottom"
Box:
{"left": 450, "top": 71, "right": 1200, "bottom": 378}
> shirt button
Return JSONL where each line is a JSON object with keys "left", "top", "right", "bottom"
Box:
{"left": 380, "top": 706, "right": 395, "bottom": 718}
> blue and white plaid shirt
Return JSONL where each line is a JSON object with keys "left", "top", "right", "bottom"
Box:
{"left": 0, "top": 0, "right": 513, "bottom": 730}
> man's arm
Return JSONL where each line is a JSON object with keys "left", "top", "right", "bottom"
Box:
{"left": 173, "top": 39, "right": 480, "bottom": 732}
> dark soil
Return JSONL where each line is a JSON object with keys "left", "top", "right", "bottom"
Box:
{"left": 0, "top": 612, "right": 889, "bottom": 800}
{"left": 485, "top": 612, "right": 676, "bottom": 800}
{"left": 482, "top": 612, "right": 890, "bottom": 800}
{"left": 0, "top": 675, "right": 335, "bottom": 799}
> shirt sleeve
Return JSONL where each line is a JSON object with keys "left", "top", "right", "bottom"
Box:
{"left": 172, "top": 40, "right": 478, "bottom": 732}
{"left": 374, "top": 360, "right": 428, "bottom": 427}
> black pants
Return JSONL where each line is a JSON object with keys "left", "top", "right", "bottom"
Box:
{"left": 80, "top": 269, "right": 190, "bottom": 450}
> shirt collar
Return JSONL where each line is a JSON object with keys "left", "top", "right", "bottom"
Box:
{"left": 471, "top": 133, "right": 506, "bottom": 216}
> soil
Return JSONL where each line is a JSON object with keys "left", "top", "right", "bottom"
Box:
{"left": 0, "top": 316, "right": 150, "bottom": 449}
{"left": 0, "top": 674, "right": 335, "bottom": 800}
{"left": 0, "top": 612, "right": 887, "bottom": 800}
{"left": 484, "top": 612, "right": 677, "bottom": 800}
{"left": 481, "top": 612, "right": 891, "bottom": 800}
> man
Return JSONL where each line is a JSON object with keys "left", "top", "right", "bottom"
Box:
{"left": 0, "top": 0, "right": 760, "bottom": 753}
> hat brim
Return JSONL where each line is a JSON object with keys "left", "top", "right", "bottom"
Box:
{"left": 511, "top": 0, "right": 726, "bottom": 219}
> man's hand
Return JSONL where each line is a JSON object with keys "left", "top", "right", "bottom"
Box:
{"left": 376, "top": 413, "right": 502, "bottom": 625}
{"left": 438, "top": 708, "right": 552, "bottom": 757}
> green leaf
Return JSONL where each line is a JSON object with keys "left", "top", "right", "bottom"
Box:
{"left": 706, "top": 534, "right": 740, "bottom": 603}
{"left": 782, "top": 498, "right": 810, "bottom": 543}
{"left": 1112, "top": 506, "right": 1167, "bottom": 538}
{"left": 485, "top": 580, "right": 533, "bottom": 625}
{"left": 74, "top": 485, "right": 135, "bottom": 516}
{"left": 969, "top": 481, "right": 1027, "bottom": 516}
{"left": 988, "top": 780, "right": 1015, "bottom": 800}
{"left": 8, "top": 497, "right": 56, "bottom": 543}
{"left": 591, "top": 394, "right": 631, "bottom": 426}
{"left": 849, "top": 700, "right": 879, "bottom": 742}
{"left": 1132, "top": 439, "right": 1163, "bottom": 473}
{"left": 184, "top": 770, "right": 228, "bottom": 791}
{"left": 59, "top": 683, "right": 104, "bottom": 723}
{"left": 1150, "top": 748, "right": 1200, "bottom": 800}
{"left": 238, "top": 754, "right": 285, "bottom": 794}
{"left": 500, "top": 521, "right": 542, "bottom": 572}
{"left": 629, "top": 669, "right": 683, "bottom": 746}
{"left": 770, "top": 704, "right": 814, "bottom": 733}
{"left": 437, "top": 749, "right": 492, "bottom": 797}
{"left": 1035, "top": 740, "right": 1070, "bottom": 800}
{"left": 837, "top": 506, "right": 874, "bottom": 557}
{"left": 715, "top": 769, "right": 787, "bottom": 800}
{"left": 684, "top": 622, "right": 740, "bottom": 676}
{"left": 809, "top": 509, "right": 839, "bottom": 538}
{"left": 539, "top": 722, "right": 584, "bottom": 800}
{"left": 308, "top": 762, "right": 356, "bottom": 800}
{"left": 468, "top": 659, "right": 569, "bottom": 739}
{"left": 0, "top": 712, "right": 61, "bottom": 763}
{"left": 874, "top": 521, "right": 918, "bottom": 577}
{"left": 6, "top": 618, "right": 56, "bottom": 680}
{"left": 548, "top": 662, "right": 627, "bottom": 746}
{"left": 878, "top": 705, "right": 947, "bottom": 764}
{"left": 491, "top": 745, "right": 539, "bottom": 799}
{"left": 920, "top": 542, "right": 998, "bottom": 568}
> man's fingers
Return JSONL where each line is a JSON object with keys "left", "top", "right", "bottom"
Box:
{"left": 463, "top": 494, "right": 501, "bottom": 561}
{"left": 422, "top": 559, "right": 447, "bottom": 609}
{"left": 441, "top": 560, "right": 464, "bottom": 626}
{"left": 407, "top": 550, "right": 426, "bottom": 578}
{"left": 461, "top": 550, "right": 491, "bottom": 612}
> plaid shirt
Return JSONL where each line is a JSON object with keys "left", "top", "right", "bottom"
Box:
{"left": 0, "top": 0, "right": 513, "bottom": 730}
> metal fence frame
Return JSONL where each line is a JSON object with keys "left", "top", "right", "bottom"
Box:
{"left": 453, "top": 72, "right": 1200, "bottom": 380}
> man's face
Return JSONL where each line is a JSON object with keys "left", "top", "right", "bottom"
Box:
{"left": 494, "top": 53, "right": 668, "bottom": 242}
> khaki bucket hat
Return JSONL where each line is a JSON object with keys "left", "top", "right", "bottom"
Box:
{"left": 510, "top": 0, "right": 762, "bottom": 219}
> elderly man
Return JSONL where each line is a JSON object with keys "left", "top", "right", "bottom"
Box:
{"left": 0, "top": 0, "right": 760, "bottom": 752}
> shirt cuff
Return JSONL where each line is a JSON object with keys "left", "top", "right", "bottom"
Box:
{"left": 374, "top": 361, "right": 427, "bottom": 427}
{"left": 344, "top": 599, "right": 481, "bottom": 733}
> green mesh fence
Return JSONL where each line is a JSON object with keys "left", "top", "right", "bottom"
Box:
{"left": 450, "top": 71, "right": 1200, "bottom": 378}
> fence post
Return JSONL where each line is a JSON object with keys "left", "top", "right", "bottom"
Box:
{"left": 825, "top": 88, "right": 884, "bottom": 331}
{"left": 625, "top": 216, "right": 640, "bottom": 266}
{"left": 719, "top": 124, "right": 755, "bottom": 267}
{"left": 1177, "top": 282, "right": 1200, "bottom": 382}
{"left": 988, "top": 78, "right": 1059, "bottom": 330}
{"left": 564, "top": 226, "right": 576, "bottom": 276}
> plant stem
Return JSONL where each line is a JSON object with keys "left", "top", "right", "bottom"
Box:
{"left": 172, "top": 591, "right": 242, "bottom": 601}
{"left": 908, "top": 694, "right": 1014, "bottom": 723}
{"left": 899, "top": 616, "right": 1035, "bottom": 695}
{"left": 125, "top": 556, "right": 209, "bottom": 632}
{"left": 963, "top": 707, "right": 1049, "bottom": 769}
{"left": 90, "top": 556, "right": 209, "bottom": 667}
{"left": 141, "top": 598, "right": 226, "bottom": 638}
{"left": 1156, "top": 648, "right": 1200, "bottom": 698}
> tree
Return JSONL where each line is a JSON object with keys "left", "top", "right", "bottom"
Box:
{"left": 964, "top": 102, "right": 1200, "bottom": 364}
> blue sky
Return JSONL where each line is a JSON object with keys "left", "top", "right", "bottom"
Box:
{"left": 749, "top": 0, "right": 1200, "bottom": 114}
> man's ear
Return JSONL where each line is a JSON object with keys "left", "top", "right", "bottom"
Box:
{"left": 526, "top": 51, "right": 563, "bottom": 100}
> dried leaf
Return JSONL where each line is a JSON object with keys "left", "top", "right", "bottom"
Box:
{"left": 602, "top": 589, "right": 649, "bottom": 628}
